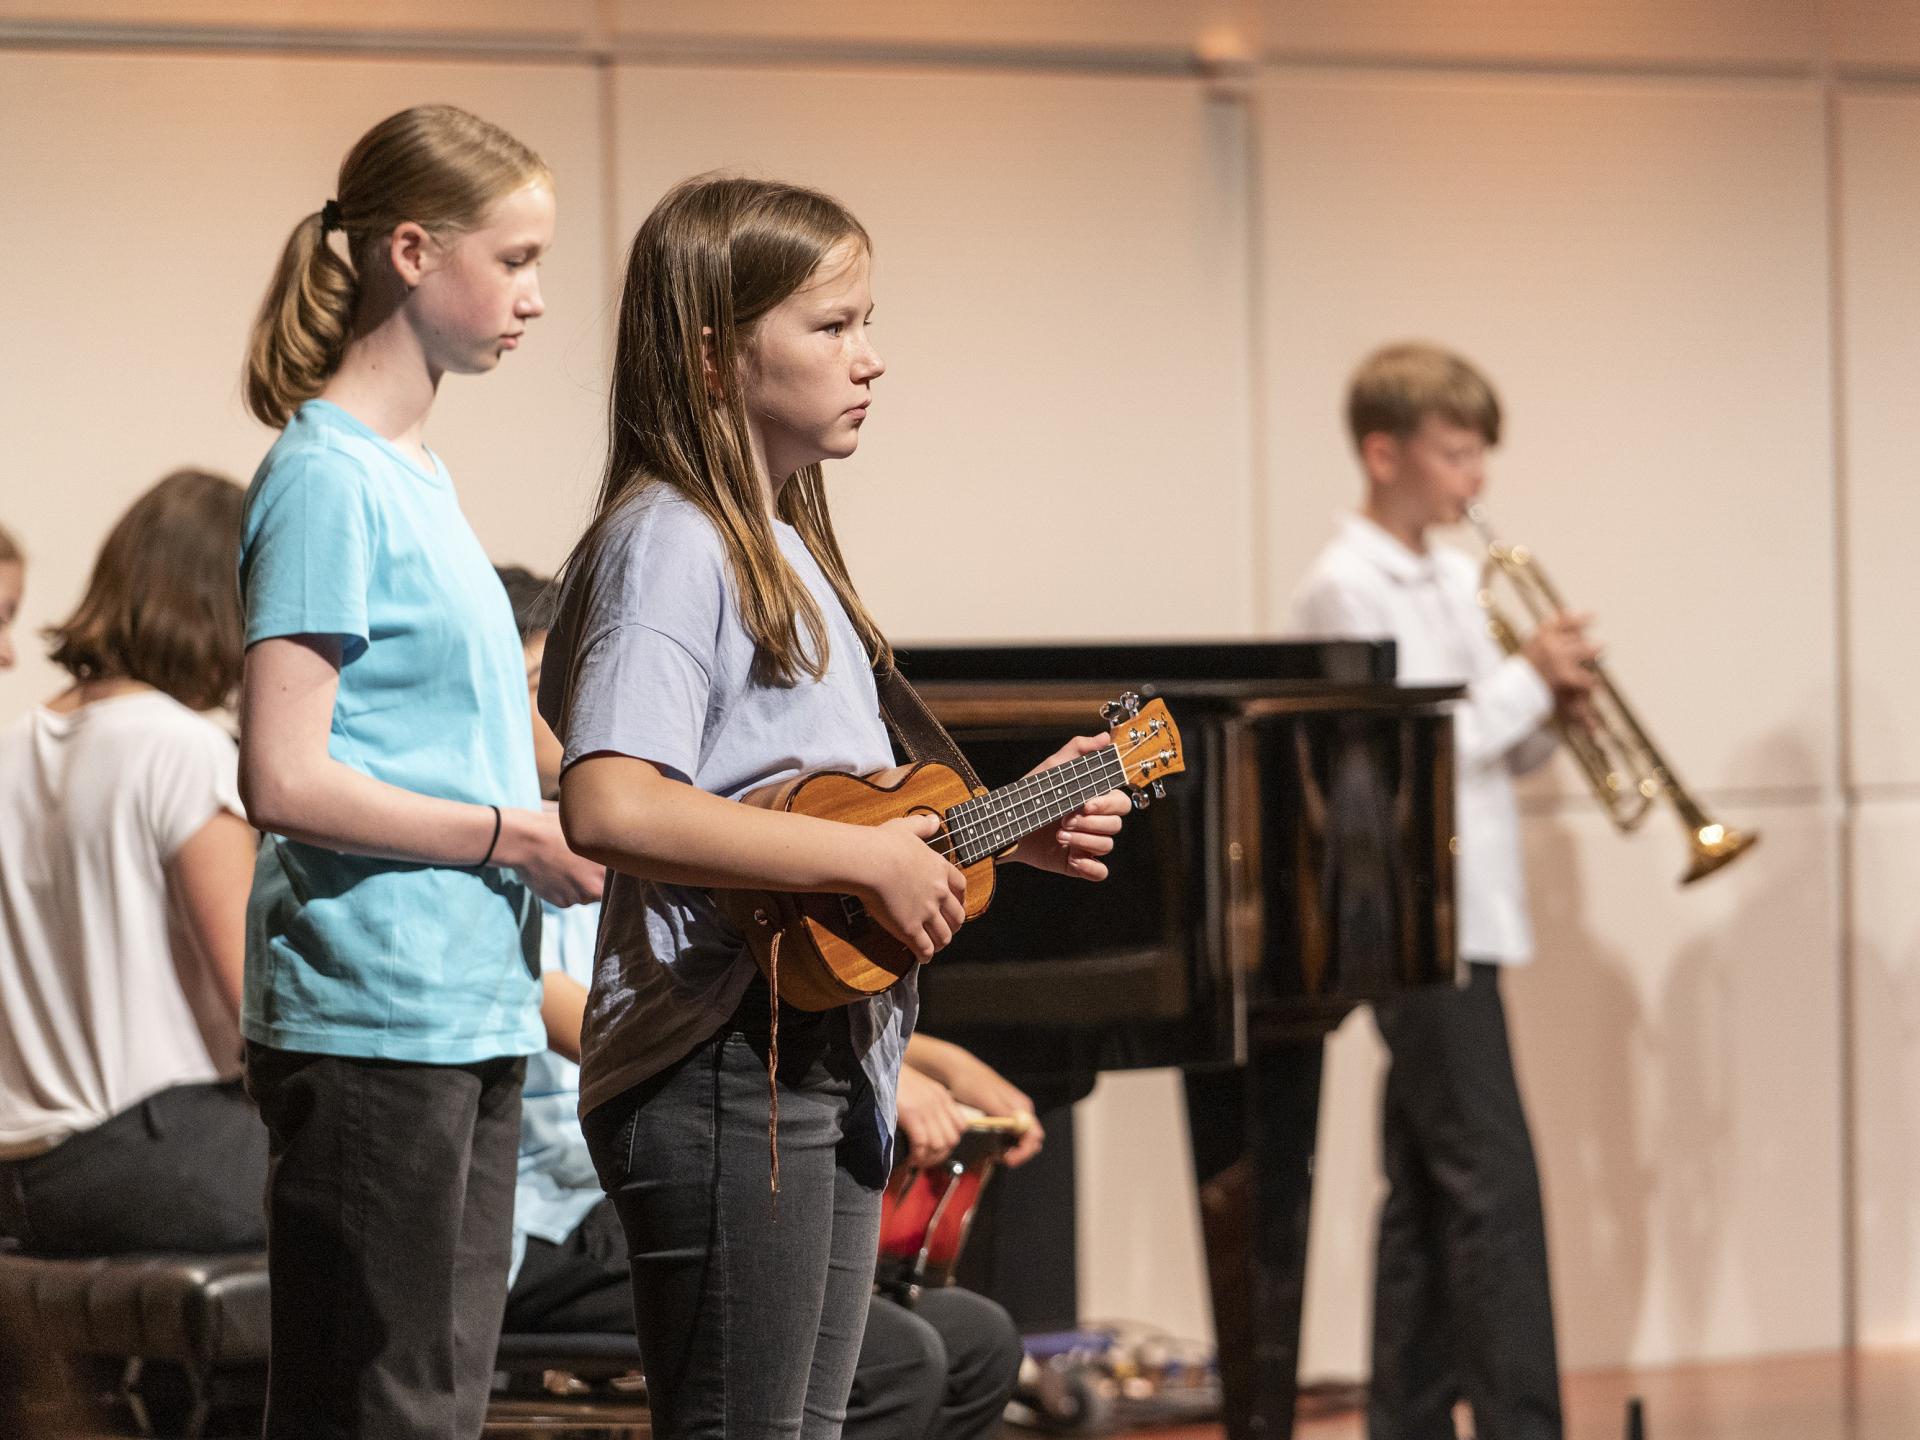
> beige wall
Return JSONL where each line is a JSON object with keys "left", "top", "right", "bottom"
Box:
{"left": 1, "top": 0, "right": 1914, "bottom": 1377}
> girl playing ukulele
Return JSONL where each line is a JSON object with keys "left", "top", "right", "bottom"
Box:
{"left": 541, "top": 173, "right": 1128, "bottom": 1440}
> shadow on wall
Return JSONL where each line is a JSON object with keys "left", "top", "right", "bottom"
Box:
{"left": 1513, "top": 727, "right": 1838, "bottom": 1367}
{"left": 1846, "top": 694, "right": 1920, "bottom": 1349}
{"left": 1856, "top": 888, "right": 1920, "bottom": 1348}
{"left": 1660, "top": 730, "right": 1833, "bottom": 1352}
{"left": 1652, "top": 861, "right": 1741, "bottom": 1356}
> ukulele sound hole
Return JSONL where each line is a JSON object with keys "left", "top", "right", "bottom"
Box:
{"left": 840, "top": 895, "right": 870, "bottom": 929}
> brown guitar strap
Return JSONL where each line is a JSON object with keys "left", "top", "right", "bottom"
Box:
{"left": 873, "top": 663, "right": 986, "bottom": 795}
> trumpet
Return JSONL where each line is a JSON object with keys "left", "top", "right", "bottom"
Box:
{"left": 1465, "top": 504, "right": 1757, "bottom": 886}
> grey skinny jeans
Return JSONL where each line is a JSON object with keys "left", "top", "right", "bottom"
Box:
{"left": 582, "top": 990, "right": 885, "bottom": 1440}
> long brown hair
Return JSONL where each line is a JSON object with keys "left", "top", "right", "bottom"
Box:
{"left": 0, "top": 523, "right": 21, "bottom": 567}
{"left": 244, "top": 104, "right": 551, "bottom": 429}
{"left": 567, "top": 173, "right": 890, "bottom": 685}
{"left": 45, "top": 469, "right": 246, "bottom": 711}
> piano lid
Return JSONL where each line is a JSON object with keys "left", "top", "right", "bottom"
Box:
{"left": 899, "top": 639, "right": 1460, "bottom": 1079}
{"left": 894, "top": 638, "right": 1396, "bottom": 689}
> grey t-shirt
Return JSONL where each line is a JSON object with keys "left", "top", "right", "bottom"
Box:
{"left": 538, "top": 486, "right": 911, "bottom": 1165}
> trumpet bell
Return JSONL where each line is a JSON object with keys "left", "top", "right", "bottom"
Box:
{"left": 1682, "top": 822, "right": 1759, "bottom": 887}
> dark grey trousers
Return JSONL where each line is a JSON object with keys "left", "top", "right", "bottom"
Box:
{"left": 245, "top": 1044, "right": 525, "bottom": 1440}
{"left": 582, "top": 999, "right": 884, "bottom": 1440}
{"left": 1370, "top": 962, "right": 1563, "bottom": 1440}
{"left": 509, "top": 1197, "right": 1022, "bottom": 1440}
{"left": 845, "top": 1286, "right": 1022, "bottom": 1440}
{"left": 0, "top": 1079, "right": 266, "bottom": 1255}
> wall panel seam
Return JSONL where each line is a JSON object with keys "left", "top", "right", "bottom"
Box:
{"left": 1821, "top": 35, "right": 1861, "bottom": 1354}
{"left": 0, "top": 20, "right": 1206, "bottom": 76}
{"left": 0, "top": 21, "right": 588, "bottom": 62}
{"left": 1233, "top": 78, "right": 1271, "bottom": 632}
{"left": 17, "top": 19, "right": 1911, "bottom": 89}
{"left": 1262, "top": 48, "right": 1816, "bottom": 83}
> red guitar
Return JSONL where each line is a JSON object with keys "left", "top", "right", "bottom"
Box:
{"left": 875, "top": 1112, "right": 1029, "bottom": 1303}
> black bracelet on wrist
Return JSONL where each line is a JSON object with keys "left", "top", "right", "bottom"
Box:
{"left": 480, "top": 804, "right": 503, "bottom": 867}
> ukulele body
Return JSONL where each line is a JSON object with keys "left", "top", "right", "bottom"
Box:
{"left": 721, "top": 761, "right": 998, "bottom": 1010}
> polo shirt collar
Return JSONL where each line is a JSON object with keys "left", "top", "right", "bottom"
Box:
{"left": 1339, "top": 511, "right": 1441, "bottom": 585}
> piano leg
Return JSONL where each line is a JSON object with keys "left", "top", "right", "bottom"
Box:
{"left": 1185, "top": 1039, "right": 1325, "bottom": 1440}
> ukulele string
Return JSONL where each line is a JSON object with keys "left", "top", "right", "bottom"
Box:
{"left": 928, "top": 740, "right": 1144, "bottom": 863}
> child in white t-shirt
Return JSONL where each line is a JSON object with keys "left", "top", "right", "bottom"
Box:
{"left": 0, "top": 469, "right": 263, "bottom": 1256}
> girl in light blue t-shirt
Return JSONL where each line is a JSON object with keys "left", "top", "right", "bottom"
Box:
{"left": 540, "top": 175, "right": 1130, "bottom": 1440}
{"left": 236, "top": 104, "right": 602, "bottom": 1440}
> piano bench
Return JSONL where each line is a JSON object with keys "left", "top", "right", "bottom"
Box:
{"left": 493, "top": 1330, "right": 645, "bottom": 1395}
{"left": 0, "top": 1248, "right": 648, "bottom": 1432}
{"left": 492, "top": 1332, "right": 648, "bottom": 1436}
{"left": 0, "top": 1247, "right": 269, "bottom": 1438}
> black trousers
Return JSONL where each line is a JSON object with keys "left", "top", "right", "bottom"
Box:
{"left": 506, "top": 1195, "right": 1022, "bottom": 1440}
{"left": 245, "top": 1044, "right": 525, "bottom": 1440}
{"left": 1370, "top": 962, "right": 1562, "bottom": 1440}
{"left": 504, "top": 1199, "right": 635, "bottom": 1335}
{"left": 845, "top": 1287, "right": 1021, "bottom": 1440}
{"left": 0, "top": 1079, "right": 267, "bottom": 1256}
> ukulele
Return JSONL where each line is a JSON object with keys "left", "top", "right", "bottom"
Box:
{"left": 721, "top": 692, "right": 1185, "bottom": 1010}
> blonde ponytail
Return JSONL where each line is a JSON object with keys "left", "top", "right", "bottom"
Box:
{"left": 244, "top": 212, "right": 357, "bottom": 428}
{"left": 242, "top": 104, "right": 551, "bottom": 431}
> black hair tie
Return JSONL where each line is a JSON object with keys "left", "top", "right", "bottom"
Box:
{"left": 319, "top": 198, "right": 343, "bottom": 234}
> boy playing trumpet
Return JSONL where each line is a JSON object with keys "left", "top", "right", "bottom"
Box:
{"left": 1288, "top": 342, "right": 1595, "bottom": 1440}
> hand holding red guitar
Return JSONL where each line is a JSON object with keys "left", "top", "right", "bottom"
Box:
{"left": 854, "top": 813, "right": 968, "bottom": 962}
{"left": 905, "top": 1035, "right": 1046, "bottom": 1168}
{"left": 896, "top": 1064, "right": 970, "bottom": 1168}
{"left": 1008, "top": 733, "right": 1130, "bottom": 881}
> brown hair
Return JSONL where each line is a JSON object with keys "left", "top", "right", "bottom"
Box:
{"left": 495, "top": 564, "right": 557, "bottom": 642}
{"left": 45, "top": 469, "right": 246, "bottom": 711}
{"left": 0, "top": 523, "right": 20, "bottom": 567}
{"left": 565, "top": 173, "right": 889, "bottom": 685}
{"left": 1346, "top": 341, "right": 1502, "bottom": 449}
{"left": 244, "top": 104, "right": 551, "bottom": 429}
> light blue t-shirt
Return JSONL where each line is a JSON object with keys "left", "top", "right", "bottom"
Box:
{"left": 511, "top": 899, "right": 604, "bottom": 1286}
{"left": 538, "top": 487, "right": 912, "bottom": 1169}
{"left": 238, "top": 399, "right": 544, "bottom": 1064}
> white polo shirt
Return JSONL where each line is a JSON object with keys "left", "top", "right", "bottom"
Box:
{"left": 1288, "top": 512, "right": 1557, "bottom": 966}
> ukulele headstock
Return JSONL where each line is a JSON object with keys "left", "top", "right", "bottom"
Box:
{"left": 1100, "top": 693, "right": 1185, "bottom": 809}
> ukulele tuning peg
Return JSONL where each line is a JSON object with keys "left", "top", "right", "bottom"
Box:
{"left": 1151, "top": 781, "right": 1166, "bottom": 800}
{"left": 1130, "top": 788, "right": 1152, "bottom": 811}
{"left": 1100, "top": 692, "right": 1143, "bottom": 727}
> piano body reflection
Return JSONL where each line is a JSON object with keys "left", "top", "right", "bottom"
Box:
{"left": 899, "top": 640, "right": 1461, "bottom": 1440}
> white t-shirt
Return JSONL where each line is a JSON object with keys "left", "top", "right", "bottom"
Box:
{"left": 0, "top": 690, "right": 247, "bottom": 1155}
{"left": 1289, "top": 512, "right": 1558, "bottom": 966}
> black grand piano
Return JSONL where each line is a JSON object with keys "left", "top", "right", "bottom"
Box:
{"left": 897, "top": 639, "right": 1461, "bottom": 1440}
